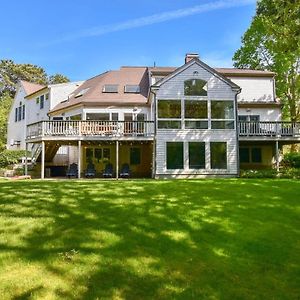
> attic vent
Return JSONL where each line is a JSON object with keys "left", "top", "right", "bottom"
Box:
{"left": 124, "top": 85, "right": 140, "bottom": 93}
{"left": 75, "top": 87, "right": 90, "bottom": 98}
{"left": 103, "top": 84, "right": 118, "bottom": 93}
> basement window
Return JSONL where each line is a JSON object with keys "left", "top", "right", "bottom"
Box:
{"left": 124, "top": 85, "right": 140, "bottom": 93}
{"left": 103, "top": 84, "right": 118, "bottom": 93}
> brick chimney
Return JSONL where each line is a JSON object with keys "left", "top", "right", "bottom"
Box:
{"left": 185, "top": 53, "right": 199, "bottom": 64}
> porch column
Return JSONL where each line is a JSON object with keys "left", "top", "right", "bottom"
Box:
{"left": 25, "top": 142, "right": 28, "bottom": 176}
{"left": 41, "top": 141, "right": 45, "bottom": 179}
{"left": 78, "top": 140, "right": 81, "bottom": 179}
{"left": 275, "top": 140, "right": 279, "bottom": 172}
{"left": 116, "top": 140, "right": 119, "bottom": 179}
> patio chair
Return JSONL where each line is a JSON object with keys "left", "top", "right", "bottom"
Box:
{"left": 103, "top": 163, "right": 113, "bottom": 178}
{"left": 66, "top": 163, "right": 78, "bottom": 178}
{"left": 85, "top": 162, "right": 96, "bottom": 178}
{"left": 120, "top": 163, "right": 130, "bottom": 178}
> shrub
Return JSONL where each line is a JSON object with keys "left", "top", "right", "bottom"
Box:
{"left": 240, "top": 168, "right": 300, "bottom": 179}
{"left": 0, "top": 150, "right": 29, "bottom": 168}
{"left": 282, "top": 152, "right": 300, "bottom": 168}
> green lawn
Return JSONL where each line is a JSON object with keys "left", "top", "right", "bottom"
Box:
{"left": 0, "top": 179, "right": 299, "bottom": 300}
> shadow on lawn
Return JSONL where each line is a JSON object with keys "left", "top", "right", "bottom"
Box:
{"left": 0, "top": 179, "right": 299, "bottom": 299}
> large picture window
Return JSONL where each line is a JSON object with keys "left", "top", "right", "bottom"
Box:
{"left": 210, "top": 142, "right": 227, "bottom": 169}
{"left": 211, "top": 101, "right": 234, "bottom": 129}
{"left": 189, "top": 142, "right": 205, "bottom": 169}
{"left": 166, "top": 142, "right": 184, "bottom": 169}
{"left": 184, "top": 79, "right": 207, "bottom": 96}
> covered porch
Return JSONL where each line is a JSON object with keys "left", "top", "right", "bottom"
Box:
{"left": 25, "top": 139, "right": 154, "bottom": 179}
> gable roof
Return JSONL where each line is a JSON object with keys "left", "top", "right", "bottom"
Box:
{"left": 20, "top": 80, "right": 45, "bottom": 96}
{"left": 50, "top": 67, "right": 149, "bottom": 114}
{"left": 149, "top": 67, "right": 275, "bottom": 77}
{"left": 152, "top": 58, "right": 240, "bottom": 91}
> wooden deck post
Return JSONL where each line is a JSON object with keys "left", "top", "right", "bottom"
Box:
{"left": 25, "top": 142, "right": 28, "bottom": 176}
{"left": 41, "top": 141, "right": 45, "bottom": 179}
{"left": 275, "top": 140, "right": 279, "bottom": 172}
{"left": 116, "top": 140, "right": 119, "bottom": 180}
{"left": 78, "top": 140, "right": 81, "bottom": 179}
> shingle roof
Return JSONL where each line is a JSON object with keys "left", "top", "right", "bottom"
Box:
{"left": 20, "top": 80, "right": 45, "bottom": 95}
{"left": 50, "top": 67, "right": 149, "bottom": 113}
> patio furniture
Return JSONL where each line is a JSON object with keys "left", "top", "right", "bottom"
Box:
{"left": 103, "top": 163, "right": 113, "bottom": 178}
{"left": 66, "top": 163, "right": 78, "bottom": 178}
{"left": 120, "top": 163, "right": 130, "bottom": 178}
{"left": 85, "top": 162, "right": 96, "bottom": 178}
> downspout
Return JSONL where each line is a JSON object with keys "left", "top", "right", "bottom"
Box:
{"left": 150, "top": 88, "right": 157, "bottom": 179}
{"left": 235, "top": 88, "right": 242, "bottom": 177}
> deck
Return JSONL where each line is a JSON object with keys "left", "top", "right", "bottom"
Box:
{"left": 26, "top": 120, "right": 300, "bottom": 143}
{"left": 26, "top": 120, "right": 155, "bottom": 142}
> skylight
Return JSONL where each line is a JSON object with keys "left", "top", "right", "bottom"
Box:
{"left": 74, "top": 87, "right": 90, "bottom": 98}
{"left": 124, "top": 85, "right": 140, "bottom": 93}
{"left": 103, "top": 84, "right": 118, "bottom": 93}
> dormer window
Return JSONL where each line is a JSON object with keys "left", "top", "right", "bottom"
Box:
{"left": 124, "top": 85, "right": 140, "bottom": 93}
{"left": 184, "top": 79, "right": 207, "bottom": 96}
{"left": 75, "top": 88, "right": 90, "bottom": 98}
{"left": 103, "top": 84, "right": 118, "bottom": 93}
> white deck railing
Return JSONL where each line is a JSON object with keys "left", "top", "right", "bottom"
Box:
{"left": 238, "top": 121, "right": 300, "bottom": 137}
{"left": 27, "top": 120, "right": 155, "bottom": 139}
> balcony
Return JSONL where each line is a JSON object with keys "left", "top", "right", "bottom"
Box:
{"left": 238, "top": 121, "right": 300, "bottom": 141}
{"left": 26, "top": 120, "right": 155, "bottom": 141}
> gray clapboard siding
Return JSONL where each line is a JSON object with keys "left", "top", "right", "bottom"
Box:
{"left": 155, "top": 60, "right": 238, "bottom": 177}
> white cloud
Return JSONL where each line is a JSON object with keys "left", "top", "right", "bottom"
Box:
{"left": 47, "top": 0, "right": 255, "bottom": 45}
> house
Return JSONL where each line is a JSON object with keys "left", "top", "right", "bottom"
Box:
{"left": 7, "top": 53, "right": 300, "bottom": 178}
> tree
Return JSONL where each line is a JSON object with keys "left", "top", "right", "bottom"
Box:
{"left": 0, "top": 92, "right": 13, "bottom": 151}
{"left": 0, "top": 59, "right": 70, "bottom": 151}
{"left": 233, "top": 0, "right": 300, "bottom": 122}
{"left": 48, "top": 74, "right": 70, "bottom": 84}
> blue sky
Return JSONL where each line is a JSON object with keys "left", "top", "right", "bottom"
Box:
{"left": 0, "top": 0, "right": 256, "bottom": 81}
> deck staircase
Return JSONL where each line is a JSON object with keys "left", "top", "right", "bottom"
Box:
{"left": 31, "top": 143, "right": 61, "bottom": 163}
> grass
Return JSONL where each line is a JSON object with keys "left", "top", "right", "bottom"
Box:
{"left": 0, "top": 179, "right": 299, "bottom": 300}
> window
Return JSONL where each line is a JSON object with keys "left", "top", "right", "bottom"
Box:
{"left": 86, "top": 148, "right": 93, "bottom": 163}
{"left": 189, "top": 142, "right": 205, "bottom": 169}
{"left": 53, "top": 117, "right": 63, "bottom": 120}
{"left": 124, "top": 85, "right": 140, "bottom": 93}
{"left": 211, "top": 101, "right": 234, "bottom": 129}
{"left": 130, "top": 148, "right": 141, "bottom": 165}
{"left": 103, "top": 148, "right": 110, "bottom": 160}
{"left": 158, "top": 100, "right": 181, "bottom": 118}
{"left": 210, "top": 142, "right": 227, "bottom": 169}
{"left": 240, "top": 147, "right": 262, "bottom": 164}
{"left": 185, "top": 100, "right": 207, "bottom": 119}
{"left": 166, "top": 142, "right": 184, "bottom": 169}
{"left": 15, "top": 108, "right": 18, "bottom": 122}
{"left": 240, "top": 148, "right": 250, "bottom": 163}
{"left": 70, "top": 114, "right": 82, "bottom": 121}
{"left": 40, "top": 95, "right": 44, "bottom": 109}
{"left": 158, "top": 100, "right": 181, "bottom": 129}
{"left": 112, "top": 113, "right": 118, "bottom": 121}
{"left": 45, "top": 93, "right": 49, "bottom": 100}
{"left": 184, "top": 79, "right": 207, "bottom": 96}
{"left": 251, "top": 148, "right": 262, "bottom": 163}
{"left": 103, "top": 84, "right": 118, "bottom": 93}
{"left": 185, "top": 100, "right": 208, "bottom": 129}
{"left": 95, "top": 149, "right": 102, "bottom": 162}
{"left": 158, "top": 121, "right": 181, "bottom": 129}
{"left": 36, "top": 97, "right": 39, "bottom": 104}
{"left": 86, "top": 113, "right": 109, "bottom": 120}
{"left": 18, "top": 106, "right": 22, "bottom": 121}
{"left": 22, "top": 105, "right": 25, "bottom": 120}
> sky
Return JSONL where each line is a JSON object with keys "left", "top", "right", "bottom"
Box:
{"left": 0, "top": 0, "right": 256, "bottom": 81}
